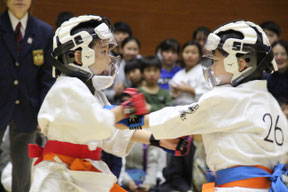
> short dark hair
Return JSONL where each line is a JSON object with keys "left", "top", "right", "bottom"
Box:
{"left": 124, "top": 58, "right": 141, "bottom": 74}
{"left": 193, "top": 26, "right": 211, "bottom": 40}
{"left": 158, "top": 38, "right": 180, "bottom": 54}
{"left": 121, "top": 36, "right": 141, "bottom": 49}
{"left": 277, "top": 96, "right": 288, "bottom": 105}
{"left": 260, "top": 21, "right": 280, "bottom": 36}
{"left": 272, "top": 40, "right": 288, "bottom": 54}
{"left": 140, "top": 56, "right": 162, "bottom": 72}
{"left": 182, "top": 41, "right": 203, "bottom": 57}
{"left": 114, "top": 21, "right": 132, "bottom": 36}
{"left": 55, "top": 11, "right": 75, "bottom": 28}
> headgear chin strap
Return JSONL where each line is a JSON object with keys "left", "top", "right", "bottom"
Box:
{"left": 50, "top": 53, "right": 92, "bottom": 83}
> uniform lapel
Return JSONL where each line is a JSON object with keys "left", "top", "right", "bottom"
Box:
{"left": 0, "top": 10, "right": 18, "bottom": 60}
{"left": 20, "top": 14, "right": 35, "bottom": 57}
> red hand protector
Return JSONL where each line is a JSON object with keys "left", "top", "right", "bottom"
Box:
{"left": 121, "top": 93, "right": 148, "bottom": 118}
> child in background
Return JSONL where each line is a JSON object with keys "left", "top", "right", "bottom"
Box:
{"left": 124, "top": 59, "right": 143, "bottom": 88}
{"left": 112, "top": 21, "right": 133, "bottom": 56}
{"left": 119, "top": 143, "right": 160, "bottom": 192}
{"left": 278, "top": 97, "right": 288, "bottom": 121}
{"left": 104, "top": 37, "right": 141, "bottom": 103}
{"left": 157, "top": 39, "right": 181, "bottom": 90}
{"left": 264, "top": 40, "right": 288, "bottom": 100}
{"left": 192, "top": 26, "right": 211, "bottom": 52}
{"left": 170, "top": 41, "right": 211, "bottom": 106}
{"left": 170, "top": 41, "right": 212, "bottom": 191}
{"left": 113, "top": 59, "right": 143, "bottom": 104}
{"left": 260, "top": 21, "right": 280, "bottom": 45}
{"left": 138, "top": 56, "right": 173, "bottom": 113}
{"left": 137, "top": 56, "right": 173, "bottom": 187}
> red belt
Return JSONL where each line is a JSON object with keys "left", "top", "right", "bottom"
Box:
{"left": 29, "top": 140, "right": 102, "bottom": 165}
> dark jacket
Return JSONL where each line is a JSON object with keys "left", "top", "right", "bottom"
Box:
{"left": 0, "top": 10, "right": 55, "bottom": 132}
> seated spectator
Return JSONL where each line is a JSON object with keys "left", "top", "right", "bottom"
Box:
{"left": 260, "top": 21, "right": 280, "bottom": 45}
{"left": 157, "top": 39, "right": 182, "bottom": 90}
{"left": 113, "top": 58, "right": 143, "bottom": 105}
{"left": 264, "top": 40, "right": 288, "bottom": 99}
{"left": 278, "top": 97, "right": 288, "bottom": 120}
{"left": 102, "top": 38, "right": 141, "bottom": 174}
{"left": 170, "top": 41, "right": 210, "bottom": 106}
{"left": 169, "top": 41, "right": 212, "bottom": 191}
{"left": 112, "top": 21, "right": 133, "bottom": 56}
{"left": 104, "top": 37, "right": 141, "bottom": 103}
{"left": 55, "top": 11, "right": 75, "bottom": 28}
{"left": 120, "top": 143, "right": 160, "bottom": 192}
{"left": 138, "top": 56, "right": 173, "bottom": 112}
{"left": 125, "top": 58, "right": 143, "bottom": 88}
{"left": 137, "top": 56, "right": 173, "bottom": 187}
{"left": 192, "top": 26, "right": 211, "bottom": 53}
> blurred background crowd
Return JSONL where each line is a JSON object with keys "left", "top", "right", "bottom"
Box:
{"left": 0, "top": 0, "right": 287, "bottom": 192}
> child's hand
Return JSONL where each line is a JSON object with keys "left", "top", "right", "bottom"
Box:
{"left": 128, "top": 180, "right": 137, "bottom": 191}
{"left": 114, "top": 82, "right": 125, "bottom": 95}
{"left": 136, "top": 184, "right": 150, "bottom": 192}
{"left": 174, "top": 81, "right": 191, "bottom": 92}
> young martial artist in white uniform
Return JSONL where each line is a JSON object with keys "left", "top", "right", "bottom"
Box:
{"left": 28, "top": 15, "right": 181, "bottom": 192}
{"left": 116, "top": 21, "right": 288, "bottom": 192}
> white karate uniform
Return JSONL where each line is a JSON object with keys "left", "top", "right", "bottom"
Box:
{"left": 170, "top": 64, "right": 211, "bottom": 106}
{"left": 30, "top": 76, "right": 135, "bottom": 192}
{"left": 149, "top": 80, "right": 288, "bottom": 192}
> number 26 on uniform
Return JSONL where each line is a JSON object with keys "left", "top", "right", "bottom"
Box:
{"left": 263, "top": 113, "right": 284, "bottom": 146}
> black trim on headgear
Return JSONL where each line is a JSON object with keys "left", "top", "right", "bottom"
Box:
{"left": 50, "top": 53, "right": 92, "bottom": 82}
{"left": 231, "top": 47, "right": 274, "bottom": 86}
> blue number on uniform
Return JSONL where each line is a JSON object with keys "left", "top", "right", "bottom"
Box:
{"left": 263, "top": 113, "right": 284, "bottom": 146}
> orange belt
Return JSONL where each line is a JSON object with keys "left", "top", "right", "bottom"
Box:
{"left": 29, "top": 140, "right": 126, "bottom": 192}
{"left": 202, "top": 165, "right": 272, "bottom": 192}
{"left": 43, "top": 153, "right": 127, "bottom": 192}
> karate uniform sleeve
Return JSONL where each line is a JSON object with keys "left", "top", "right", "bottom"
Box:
{"left": 38, "top": 77, "right": 116, "bottom": 143}
{"left": 149, "top": 88, "right": 256, "bottom": 139}
{"left": 101, "top": 129, "right": 135, "bottom": 157}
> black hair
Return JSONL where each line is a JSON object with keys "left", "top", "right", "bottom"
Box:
{"left": 272, "top": 40, "right": 288, "bottom": 54}
{"left": 192, "top": 26, "right": 211, "bottom": 40}
{"left": 121, "top": 36, "right": 141, "bottom": 49}
{"left": 124, "top": 58, "right": 141, "bottom": 74}
{"left": 277, "top": 97, "right": 288, "bottom": 105}
{"left": 55, "top": 11, "right": 75, "bottom": 28}
{"left": 140, "top": 56, "right": 162, "bottom": 72}
{"left": 260, "top": 21, "right": 280, "bottom": 36}
{"left": 182, "top": 41, "right": 203, "bottom": 57}
{"left": 158, "top": 38, "right": 180, "bottom": 54}
{"left": 180, "top": 41, "right": 202, "bottom": 67}
{"left": 114, "top": 21, "right": 132, "bottom": 36}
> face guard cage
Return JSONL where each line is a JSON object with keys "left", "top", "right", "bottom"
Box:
{"left": 201, "top": 21, "right": 278, "bottom": 87}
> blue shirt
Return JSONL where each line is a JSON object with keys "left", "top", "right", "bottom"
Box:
{"left": 158, "top": 66, "right": 181, "bottom": 90}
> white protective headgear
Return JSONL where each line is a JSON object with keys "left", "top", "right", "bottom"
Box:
{"left": 52, "top": 15, "right": 120, "bottom": 90}
{"left": 202, "top": 20, "right": 278, "bottom": 87}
